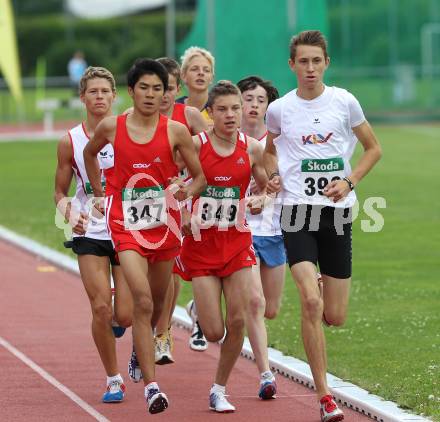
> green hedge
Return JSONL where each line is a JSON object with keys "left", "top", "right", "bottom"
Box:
{"left": 16, "top": 12, "right": 194, "bottom": 77}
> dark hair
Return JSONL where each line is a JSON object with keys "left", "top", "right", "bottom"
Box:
{"left": 289, "top": 30, "right": 329, "bottom": 60}
{"left": 127, "top": 58, "right": 168, "bottom": 91}
{"left": 207, "top": 80, "right": 241, "bottom": 108}
{"left": 236, "top": 75, "right": 279, "bottom": 105}
{"left": 156, "top": 57, "right": 181, "bottom": 86}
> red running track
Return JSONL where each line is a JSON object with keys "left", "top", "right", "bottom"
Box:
{"left": 0, "top": 240, "right": 372, "bottom": 422}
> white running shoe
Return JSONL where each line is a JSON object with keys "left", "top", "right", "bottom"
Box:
{"left": 155, "top": 332, "right": 174, "bottom": 365}
{"left": 209, "top": 390, "right": 235, "bottom": 413}
{"left": 146, "top": 384, "right": 169, "bottom": 414}
{"left": 186, "top": 300, "right": 208, "bottom": 351}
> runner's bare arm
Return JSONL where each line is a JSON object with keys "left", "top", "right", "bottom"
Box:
{"left": 54, "top": 134, "right": 87, "bottom": 234}
{"left": 324, "top": 121, "right": 382, "bottom": 202}
{"left": 170, "top": 122, "right": 206, "bottom": 199}
{"left": 249, "top": 137, "right": 268, "bottom": 193}
{"left": 263, "top": 131, "right": 281, "bottom": 194}
{"left": 83, "top": 116, "right": 117, "bottom": 197}
{"left": 248, "top": 138, "right": 268, "bottom": 215}
{"left": 54, "top": 135, "right": 74, "bottom": 220}
{"left": 185, "top": 106, "right": 209, "bottom": 135}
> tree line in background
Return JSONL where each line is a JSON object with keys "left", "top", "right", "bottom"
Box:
{"left": 16, "top": 11, "right": 193, "bottom": 78}
{"left": 13, "top": 0, "right": 440, "bottom": 77}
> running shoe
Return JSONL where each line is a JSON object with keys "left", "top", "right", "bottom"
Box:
{"left": 146, "top": 385, "right": 169, "bottom": 414}
{"left": 102, "top": 380, "right": 125, "bottom": 403}
{"left": 186, "top": 300, "right": 208, "bottom": 351}
{"left": 128, "top": 348, "right": 142, "bottom": 383}
{"left": 258, "top": 377, "right": 277, "bottom": 400}
{"left": 209, "top": 390, "right": 235, "bottom": 413}
{"left": 155, "top": 332, "right": 174, "bottom": 365}
{"left": 320, "top": 394, "right": 344, "bottom": 422}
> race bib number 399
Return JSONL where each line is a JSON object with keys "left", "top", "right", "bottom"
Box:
{"left": 122, "top": 186, "right": 166, "bottom": 230}
{"left": 196, "top": 185, "right": 240, "bottom": 228}
{"left": 301, "top": 157, "right": 344, "bottom": 197}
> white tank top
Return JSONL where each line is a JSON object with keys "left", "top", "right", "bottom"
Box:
{"left": 69, "top": 123, "right": 114, "bottom": 239}
{"left": 246, "top": 134, "right": 282, "bottom": 236}
{"left": 266, "top": 86, "right": 365, "bottom": 208}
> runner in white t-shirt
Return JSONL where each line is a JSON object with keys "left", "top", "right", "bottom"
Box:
{"left": 264, "top": 31, "right": 382, "bottom": 422}
{"left": 237, "top": 76, "right": 284, "bottom": 400}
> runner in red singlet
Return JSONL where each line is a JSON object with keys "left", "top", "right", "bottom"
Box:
{"left": 121, "top": 57, "right": 209, "bottom": 365}
{"left": 175, "top": 81, "right": 268, "bottom": 413}
{"left": 83, "top": 58, "right": 206, "bottom": 415}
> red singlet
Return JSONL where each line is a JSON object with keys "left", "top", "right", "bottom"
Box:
{"left": 106, "top": 114, "right": 181, "bottom": 261}
{"left": 175, "top": 130, "right": 256, "bottom": 279}
{"left": 171, "top": 103, "right": 191, "bottom": 132}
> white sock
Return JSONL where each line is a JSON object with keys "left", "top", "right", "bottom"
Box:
{"left": 260, "top": 371, "right": 274, "bottom": 381}
{"left": 210, "top": 383, "right": 225, "bottom": 394}
{"left": 145, "top": 382, "right": 159, "bottom": 397}
{"left": 107, "top": 373, "right": 123, "bottom": 386}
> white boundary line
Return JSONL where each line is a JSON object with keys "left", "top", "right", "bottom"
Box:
{"left": 0, "top": 225, "right": 431, "bottom": 422}
{"left": 0, "top": 336, "right": 110, "bottom": 422}
{"left": 0, "top": 131, "right": 67, "bottom": 142}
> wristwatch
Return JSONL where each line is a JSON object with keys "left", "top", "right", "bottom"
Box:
{"left": 343, "top": 176, "right": 355, "bottom": 191}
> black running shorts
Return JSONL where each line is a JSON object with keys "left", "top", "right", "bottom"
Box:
{"left": 280, "top": 205, "right": 352, "bottom": 279}
{"left": 65, "top": 237, "right": 119, "bottom": 266}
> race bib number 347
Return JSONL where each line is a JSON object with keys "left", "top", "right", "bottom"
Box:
{"left": 301, "top": 157, "right": 344, "bottom": 197}
{"left": 122, "top": 186, "right": 166, "bottom": 230}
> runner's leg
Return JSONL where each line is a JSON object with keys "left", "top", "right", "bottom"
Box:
{"left": 78, "top": 254, "right": 117, "bottom": 376}
{"left": 260, "top": 263, "right": 285, "bottom": 319}
{"left": 215, "top": 267, "right": 252, "bottom": 386}
{"left": 291, "top": 261, "right": 329, "bottom": 398}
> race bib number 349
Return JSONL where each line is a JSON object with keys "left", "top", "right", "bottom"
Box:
{"left": 122, "top": 186, "right": 166, "bottom": 230}
{"left": 196, "top": 185, "right": 240, "bottom": 228}
{"left": 301, "top": 157, "right": 344, "bottom": 197}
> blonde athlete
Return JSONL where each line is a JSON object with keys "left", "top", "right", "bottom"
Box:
{"left": 176, "top": 46, "right": 214, "bottom": 125}
{"left": 264, "top": 31, "right": 382, "bottom": 422}
{"left": 54, "top": 67, "right": 133, "bottom": 403}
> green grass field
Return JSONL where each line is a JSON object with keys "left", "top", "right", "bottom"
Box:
{"left": 0, "top": 125, "right": 439, "bottom": 420}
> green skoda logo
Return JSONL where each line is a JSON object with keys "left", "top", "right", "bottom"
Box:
{"left": 202, "top": 185, "right": 240, "bottom": 199}
{"left": 122, "top": 186, "right": 164, "bottom": 201}
{"left": 301, "top": 158, "right": 344, "bottom": 172}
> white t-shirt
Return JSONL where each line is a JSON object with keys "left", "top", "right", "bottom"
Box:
{"left": 69, "top": 123, "right": 114, "bottom": 239}
{"left": 246, "top": 134, "right": 282, "bottom": 236}
{"left": 266, "top": 86, "right": 365, "bottom": 208}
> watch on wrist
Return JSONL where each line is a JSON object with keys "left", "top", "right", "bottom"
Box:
{"left": 343, "top": 176, "right": 355, "bottom": 191}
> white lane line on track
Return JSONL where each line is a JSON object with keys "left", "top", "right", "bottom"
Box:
{"left": 0, "top": 336, "right": 110, "bottom": 422}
